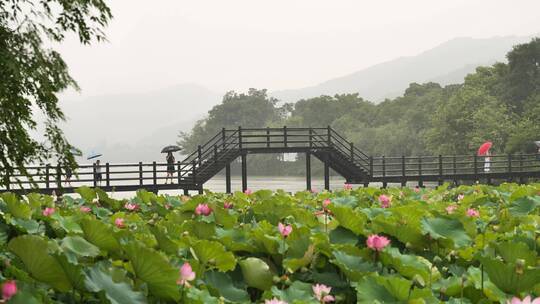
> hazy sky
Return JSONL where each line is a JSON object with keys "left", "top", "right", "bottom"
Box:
{"left": 57, "top": 0, "right": 540, "bottom": 98}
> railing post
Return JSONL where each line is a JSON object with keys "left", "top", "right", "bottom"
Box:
{"left": 106, "top": 163, "right": 110, "bottom": 187}
{"left": 222, "top": 128, "right": 226, "bottom": 149}
{"left": 418, "top": 157, "right": 423, "bottom": 188}
{"left": 241, "top": 153, "right": 247, "bottom": 192}
{"left": 519, "top": 153, "right": 523, "bottom": 172}
{"left": 326, "top": 126, "right": 331, "bottom": 147}
{"left": 266, "top": 127, "right": 270, "bottom": 148}
{"left": 473, "top": 154, "right": 478, "bottom": 176}
{"left": 56, "top": 165, "right": 61, "bottom": 188}
{"left": 508, "top": 154, "right": 512, "bottom": 173}
{"left": 382, "top": 155, "right": 387, "bottom": 188}
{"left": 139, "top": 162, "right": 143, "bottom": 186}
{"left": 350, "top": 143, "right": 354, "bottom": 162}
{"left": 401, "top": 155, "right": 406, "bottom": 187}
{"left": 45, "top": 164, "right": 50, "bottom": 189}
{"left": 283, "top": 126, "right": 288, "bottom": 147}
{"left": 238, "top": 126, "right": 243, "bottom": 149}
{"left": 5, "top": 172, "right": 9, "bottom": 191}
{"left": 177, "top": 161, "right": 181, "bottom": 184}
{"left": 93, "top": 163, "right": 97, "bottom": 187}
{"left": 438, "top": 155, "right": 443, "bottom": 186}
{"left": 153, "top": 161, "right": 157, "bottom": 186}
{"left": 453, "top": 155, "right": 457, "bottom": 175}
{"left": 214, "top": 146, "right": 218, "bottom": 162}
{"left": 306, "top": 152, "right": 311, "bottom": 191}
{"left": 225, "top": 163, "right": 231, "bottom": 194}
{"left": 198, "top": 145, "right": 202, "bottom": 167}
{"left": 309, "top": 128, "right": 313, "bottom": 148}
{"left": 192, "top": 160, "right": 197, "bottom": 183}
{"left": 369, "top": 156, "right": 373, "bottom": 176}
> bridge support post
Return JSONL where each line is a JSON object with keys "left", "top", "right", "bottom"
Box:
{"left": 241, "top": 153, "right": 247, "bottom": 192}
{"left": 183, "top": 189, "right": 189, "bottom": 196}
{"left": 225, "top": 163, "right": 231, "bottom": 194}
{"left": 306, "top": 152, "right": 311, "bottom": 191}
{"left": 324, "top": 153, "right": 330, "bottom": 191}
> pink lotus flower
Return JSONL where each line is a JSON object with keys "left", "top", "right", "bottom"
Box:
{"left": 265, "top": 298, "right": 288, "bottom": 304}
{"left": 366, "top": 234, "right": 391, "bottom": 251}
{"left": 312, "top": 283, "right": 334, "bottom": 303}
{"left": 445, "top": 204, "right": 458, "bottom": 214}
{"left": 344, "top": 183, "right": 353, "bottom": 190}
{"left": 310, "top": 189, "right": 318, "bottom": 194}
{"left": 195, "top": 203, "right": 212, "bottom": 216}
{"left": 124, "top": 202, "right": 140, "bottom": 211}
{"left": 80, "top": 206, "right": 92, "bottom": 213}
{"left": 466, "top": 208, "right": 480, "bottom": 218}
{"left": 42, "top": 207, "right": 55, "bottom": 217}
{"left": 414, "top": 186, "right": 420, "bottom": 193}
{"left": 164, "top": 203, "right": 171, "bottom": 210}
{"left": 378, "top": 194, "right": 391, "bottom": 208}
{"left": 323, "top": 199, "right": 331, "bottom": 208}
{"left": 244, "top": 189, "right": 252, "bottom": 195}
{"left": 223, "top": 201, "right": 233, "bottom": 209}
{"left": 2, "top": 280, "right": 17, "bottom": 300}
{"left": 177, "top": 262, "right": 196, "bottom": 286}
{"left": 114, "top": 218, "right": 125, "bottom": 228}
{"left": 278, "top": 222, "right": 293, "bottom": 237}
{"left": 458, "top": 194, "right": 465, "bottom": 201}
{"left": 507, "top": 296, "right": 540, "bottom": 304}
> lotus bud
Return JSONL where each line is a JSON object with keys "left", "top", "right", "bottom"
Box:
{"left": 148, "top": 219, "right": 155, "bottom": 225}
{"left": 440, "top": 287, "right": 447, "bottom": 294}
{"left": 182, "top": 231, "right": 189, "bottom": 236}
{"left": 433, "top": 256, "right": 442, "bottom": 264}
{"left": 301, "top": 267, "right": 309, "bottom": 273}
{"left": 272, "top": 276, "right": 281, "bottom": 284}
{"left": 515, "top": 259, "right": 525, "bottom": 275}
{"left": 208, "top": 258, "right": 216, "bottom": 265}
{"left": 405, "top": 242, "right": 413, "bottom": 249}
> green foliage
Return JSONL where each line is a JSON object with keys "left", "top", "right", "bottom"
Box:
{"left": 0, "top": 183, "right": 538, "bottom": 302}
{"left": 0, "top": 0, "right": 112, "bottom": 187}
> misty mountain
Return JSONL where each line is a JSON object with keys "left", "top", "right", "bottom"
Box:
{"left": 272, "top": 35, "right": 534, "bottom": 102}
{"left": 59, "top": 84, "right": 221, "bottom": 163}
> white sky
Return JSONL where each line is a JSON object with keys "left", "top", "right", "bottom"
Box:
{"left": 57, "top": 0, "right": 540, "bottom": 98}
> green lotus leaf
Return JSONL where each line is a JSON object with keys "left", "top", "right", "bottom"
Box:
{"left": 6, "top": 290, "right": 41, "bottom": 304}
{"left": 205, "top": 270, "right": 250, "bottom": 303}
{"left": 421, "top": 217, "right": 471, "bottom": 248}
{"left": 61, "top": 236, "right": 101, "bottom": 257}
{"left": 215, "top": 228, "right": 257, "bottom": 253}
{"left": 331, "top": 250, "right": 377, "bottom": 281}
{"left": 331, "top": 196, "right": 358, "bottom": 207}
{"left": 136, "top": 189, "right": 156, "bottom": 204}
{"left": 84, "top": 262, "right": 147, "bottom": 304}
{"left": 191, "top": 240, "right": 236, "bottom": 272}
{"left": 508, "top": 197, "right": 540, "bottom": 216}
{"left": 239, "top": 257, "right": 274, "bottom": 290}
{"left": 80, "top": 218, "right": 121, "bottom": 252}
{"left": 465, "top": 266, "right": 506, "bottom": 301}
{"left": 380, "top": 247, "right": 436, "bottom": 283}
{"left": 328, "top": 205, "right": 366, "bottom": 235}
{"left": 496, "top": 241, "right": 537, "bottom": 266}
{"left": 479, "top": 256, "right": 540, "bottom": 294}
{"left": 329, "top": 226, "right": 358, "bottom": 245}
{"left": 3, "top": 193, "right": 32, "bottom": 219}
{"left": 55, "top": 215, "right": 83, "bottom": 234}
{"left": 8, "top": 235, "right": 72, "bottom": 292}
{"left": 124, "top": 242, "right": 180, "bottom": 301}
{"left": 186, "top": 287, "right": 220, "bottom": 304}
{"left": 150, "top": 226, "right": 178, "bottom": 255}
{"left": 372, "top": 216, "right": 426, "bottom": 248}
{"left": 271, "top": 280, "right": 316, "bottom": 303}
{"left": 75, "top": 186, "right": 97, "bottom": 202}
{"left": 355, "top": 275, "right": 435, "bottom": 303}
{"left": 10, "top": 218, "right": 42, "bottom": 234}
{"left": 213, "top": 206, "right": 237, "bottom": 228}
{"left": 54, "top": 252, "right": 87, "bottom": 291}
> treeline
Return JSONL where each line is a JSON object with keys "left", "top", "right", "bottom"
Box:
{"left": 179, "top": 38, "right": 540, "bottom": 175}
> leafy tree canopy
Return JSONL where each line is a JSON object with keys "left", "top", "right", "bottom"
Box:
{"left": 0, "top": 0, "right": 112, "bottom": 187}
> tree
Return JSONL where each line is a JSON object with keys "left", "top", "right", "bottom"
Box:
{"left": 0, "top": 0, "right": 112, "bottom": 187}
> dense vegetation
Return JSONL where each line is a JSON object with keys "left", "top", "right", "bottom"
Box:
{"left": 0, "top": 0, "right": 112, "bottom": 188}
{"left": 179, "top": 38, "right": 540, "bottom": 175}
{"left": 0, "top": 184, "right": 539, "bottom": 303}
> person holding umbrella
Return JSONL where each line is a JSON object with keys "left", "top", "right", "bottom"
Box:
{"left": 478, "top": 141, "right": 492, "bottom": 173}
{"left": 87, "top": 151, "right": 103, "bottom": 187}
{"left": 162, "top": 145, "right": 181, "bottom": 184}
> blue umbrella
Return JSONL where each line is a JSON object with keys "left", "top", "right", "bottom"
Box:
{"left": 87, "top": 152, "right": 103, "bottom": 160}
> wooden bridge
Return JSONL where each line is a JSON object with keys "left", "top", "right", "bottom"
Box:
{"left": 1, "top": 127, "right": 539, "bottom": 195}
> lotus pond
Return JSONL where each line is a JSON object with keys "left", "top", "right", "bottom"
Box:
{"left": 0, "top": 183, "right": 539, "bottom": 303}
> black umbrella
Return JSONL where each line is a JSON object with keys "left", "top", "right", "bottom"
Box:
{"left": 87, "top": 152, "right": 103, "bottom": 160}
{"left": 161, "top": 145, "right": 182, "bottom": 153}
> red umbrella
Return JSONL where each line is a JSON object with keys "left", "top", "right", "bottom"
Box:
{"left": 477, "top": 141, "right": 492, "bottom": 156}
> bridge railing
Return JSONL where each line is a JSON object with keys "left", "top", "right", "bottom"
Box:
{"left": 370, "top": 153, "right": 540, "bottom": 178}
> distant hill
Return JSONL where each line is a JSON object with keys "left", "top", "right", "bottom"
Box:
{"left": 272, "top": 35, "right": 535, "bottom": 102}
{"left": 59, "top": 84, "right": 220, "bottom": 163}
